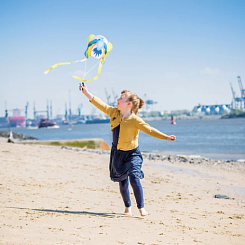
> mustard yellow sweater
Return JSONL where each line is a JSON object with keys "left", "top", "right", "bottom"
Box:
{"left": 90, "top": 95, "right": 168, "bottom": 151}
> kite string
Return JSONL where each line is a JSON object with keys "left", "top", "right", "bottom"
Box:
{"left": 84, "top": 60, "right": 100, "bottom": 77}
{"left": 83, "top": 59, "right": 87, "bottom": 80}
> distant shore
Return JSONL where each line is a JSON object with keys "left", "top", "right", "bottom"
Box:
{"left": 0, "top": 130, "right": 37, "bottom": 141}
{"left": 143, "top": 115, "right": 222, "bottom": 121}
{"left": 0, "top": 131, "right": 110, "bottom": 151}
{"left": 221, "top": 109, "right": 245, "bottom": 119}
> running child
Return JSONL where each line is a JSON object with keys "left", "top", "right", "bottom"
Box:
{"left": 80, "top": 83, "right": 176, "bottom": 216}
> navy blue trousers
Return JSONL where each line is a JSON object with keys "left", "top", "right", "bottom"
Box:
{"left": 119, "top": 174, "right": 144, "bottom": 209}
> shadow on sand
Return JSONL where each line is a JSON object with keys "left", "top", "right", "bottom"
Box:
{"left": 3, "top": 206, "right": 142, "bottom": 219}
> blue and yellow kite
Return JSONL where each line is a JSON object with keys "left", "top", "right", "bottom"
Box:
{"left": 44, "top": 34, "right": 113, "bottom": 82}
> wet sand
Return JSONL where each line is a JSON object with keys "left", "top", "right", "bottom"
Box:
{"left": 0, "top": 139, "right": 245, "bottom": 244}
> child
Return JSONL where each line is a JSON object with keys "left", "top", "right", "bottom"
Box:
{"left": 80, "top": 84, "right": 176, "bottom": 216}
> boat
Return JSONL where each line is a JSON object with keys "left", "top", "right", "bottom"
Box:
{"left": 85, "top": 118, "right": 110, "bottom": 124}
{"left": 38, "top": 119, "right": 60, "bottom": 128}
{"left": 26, "top": 126, "right": 38, "bottom": 130}
{"left": 62, "top": 120, "right": 69, "bottom": 125}
{"left": 76, "top": 119, "right": 86, "bottom": 124}
{"left": 171, "top": 115, "right": 176, "bottom": 125}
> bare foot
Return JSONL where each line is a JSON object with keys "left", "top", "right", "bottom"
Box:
{"left": 124, "top": 207, "right": 132, "bottom": 216}
{"left": 139, "top": 208, "right": 148, "bottom": 217}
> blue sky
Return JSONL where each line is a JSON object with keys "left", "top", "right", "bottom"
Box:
{"left": 0, "top": 0, "right": 245, "bottom": 117}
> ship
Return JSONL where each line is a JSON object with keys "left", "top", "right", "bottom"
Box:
{"left": 38, "top": 118, "right": 59, "bottom": 128}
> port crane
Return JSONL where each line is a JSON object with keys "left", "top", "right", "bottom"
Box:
{"left": 65, "top": 102, "right": 68, "bottom": 121}
{"left": 78, "top": 103, "right": 83, "bottom": 117}
{"left": 111, "top": 88, "right": 118, "bottom": 107}
{"left": 237, "top": 76, "right": 245, "bottom": 109}
{"left": 104, "top": 88, "right": 111, "bottom": 105}
{"left": 237, "top": 76, "right": 245, "bottom": 99}
{"left": 25, "top": 102, "right": 29, "bottom": 119}
{"left": 143, "top": 94, "right": 158, "bottom": 111}
{"left": 230, "top": 83, "right": 243, "bottom": 109}
{"left": 33, "top": 100, "right": 52, "bottom": 119}
{"left": 5, "top": 101, "right": 29, "bottom": 119}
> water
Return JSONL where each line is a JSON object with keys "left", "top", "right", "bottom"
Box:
{"left": 2, "top": 118, "right": 245, "bottom": 161}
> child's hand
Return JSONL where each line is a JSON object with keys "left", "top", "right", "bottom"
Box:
{"left": 167, "top": 135, "right": 176, "bottom": 141}
{"left": 79, "top": 83, "right": 88, "bottom": 94}
{"left": 79, "top": 83, "right": 93, "bottom": 101}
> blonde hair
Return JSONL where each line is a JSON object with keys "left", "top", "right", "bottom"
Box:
{"left": 121, "top": 90, "right": 144, "bottom": 115}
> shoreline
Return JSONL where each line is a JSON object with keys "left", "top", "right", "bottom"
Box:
{"left": 1, "top": 135, "right": 244, "bottom": 163}
{"left": 150, "top": 150, "right": 245, "bottom": 162}
{"left": 57, "top": 145, "right": 245, "bottom": 170}
{"left": 16, "top": 142, "right": 245, "bottom": 173}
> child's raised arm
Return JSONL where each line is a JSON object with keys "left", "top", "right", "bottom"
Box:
{"left": 79, "top": 83, "right": 116, "bottom": 117}
{"left": 79, "top": 83, "right": 93, "bottom": 101}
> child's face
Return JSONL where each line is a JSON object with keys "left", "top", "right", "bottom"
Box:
{"left": 117, "top": 93, "right": 130, "bottom": 111}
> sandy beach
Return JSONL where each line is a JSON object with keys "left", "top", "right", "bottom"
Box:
{"left": 0, "top": 138, "right": 245, "bottom": 245}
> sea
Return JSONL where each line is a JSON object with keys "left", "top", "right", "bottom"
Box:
{"left": 2, "top": 118, "right": 245, "bottom": 161}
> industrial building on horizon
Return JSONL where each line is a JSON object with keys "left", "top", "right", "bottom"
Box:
{"left": 1, "top": 76, "right": 244, "bottom": 128}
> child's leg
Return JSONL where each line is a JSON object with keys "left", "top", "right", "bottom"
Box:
{"left": 129, "top": 175, "right": 148, "bottom": 216}
{"left": 129, "top": 175, "right": 144, "bottom": 208}
{"left": 119, "top": 178, "right": 132, "bottom": 215}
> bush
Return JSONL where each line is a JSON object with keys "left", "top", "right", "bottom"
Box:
{"left": 221, "top": 109, "right": 245, "bottom": 118}
{"left": 50, "top": 140, "right": 96, "bottom": 149}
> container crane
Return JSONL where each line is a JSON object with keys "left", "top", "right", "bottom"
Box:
{"left": 104, "top": 88, "right": 111, "bottom": 105}
{"left": 49, "top": 100, "right": 52, "bottom": 120}
{"left": 46, "top": 100, "right": 50, "bottom": 120}
{"left": 112, "top": 88, "right": 118, "bottom": 100}
{"left": 230, "top": 83, "right": 236, "bottom": 101}
{"left": 33, "top": 101, "right": 49, "bottom": 119}
{"left": 230, "top": 83, "right": 242, "bottom": 109}
{"left": 78, "top": 103, "right": 83, "bottom": 117}
{"left": 5, "top": 102, "right": 29, "bottom": 119}
{"left": 25, "top": 102, "right": 29, "bottom": 119}
{"left": 237, "top": 76, "right": 245, "bottom": 99}
{"left": 237, "top": 76, "right": 245, "bottom": 109}
{"left": 111, "top": 88, "right": 118, "bottom": 107}
{"left": 64, "top": 103, "right": 67, "bottom": 120}
{"left": 143, "top": 94, "right": 158, "bottom": 111}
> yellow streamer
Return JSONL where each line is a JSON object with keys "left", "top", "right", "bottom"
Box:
{"left": 73, "top": 62, "right": 103, "bottom": 82}
{"left": 44, "top": 59, "right": 87, "bottom": 74}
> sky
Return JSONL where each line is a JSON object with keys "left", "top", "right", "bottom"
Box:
{"left": 0, "top": 0, "right": 245, "bottom": 118}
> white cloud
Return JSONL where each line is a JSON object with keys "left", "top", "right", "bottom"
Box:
{"left": 200, "top": 67, "right": 221, "bottom": 75}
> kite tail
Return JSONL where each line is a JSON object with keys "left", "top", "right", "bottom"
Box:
{"left": 44, "top": 59, "right": 87, "bottom": 74}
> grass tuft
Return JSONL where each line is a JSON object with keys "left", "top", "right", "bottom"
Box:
{"left": 64, "top": 140, "right": 96, "bottom": 149}
{"left": 50, "top": 142, "right": 62, "bottom": 146}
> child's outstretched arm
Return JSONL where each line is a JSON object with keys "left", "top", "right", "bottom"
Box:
{"left": 79, "top": 83, "right": 93, "bottom": 100}
{"left": 79, "top": 83, "right": 116, "bottom": 117}
{"left": 135, "top": 117, "right": 176, "bottom": 141}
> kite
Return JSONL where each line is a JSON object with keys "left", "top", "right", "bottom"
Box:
{"left": 44, "top": 34, "right": 113, "bottom": 82}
